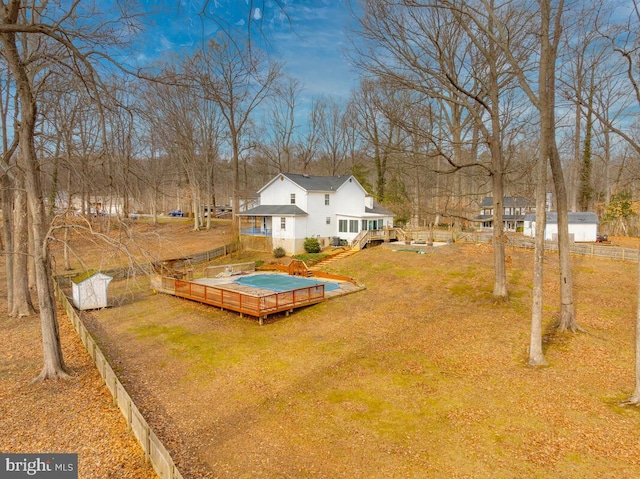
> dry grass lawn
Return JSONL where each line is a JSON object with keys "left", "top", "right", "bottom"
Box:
{"left": 0, "top": 218, "right": 231, "bottom": 479}
{"left": 75, "top": 231, "right": 640, "bottom": 479}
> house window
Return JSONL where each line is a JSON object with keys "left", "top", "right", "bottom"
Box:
{"left": 362, "top": 220, "right": 368, "bottom": 231}
{"left": 325, "top": 194, "right": 330, "bottom": 205}
{"left": 280, "top": 217, "right": 286, "bottom": 230}
{"left": 290, "top": 193, "right": 295, "bottom": 204}
{"left": 349, "top": 220, "right": 358, "bottom": 233}
{"left": 326, "top": 217, "right": 331, "bottom": 225}
{"left": 339, "top": 219, "right": 348, "bottom": 233}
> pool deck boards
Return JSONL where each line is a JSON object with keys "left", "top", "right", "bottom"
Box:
{"left": 154, "top": 272, "right": 364, "bottom": 324}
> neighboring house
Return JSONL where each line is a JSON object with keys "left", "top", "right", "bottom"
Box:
{"left": 523, "top": 212, "right": 599, "bottom": 242}
{"left": 474, "top": 196, "right": 534, "bottom": 232}
{"left": 238, "top": 173, "right": 396, "bottom": 255}
{"left": 53, "top": 191, "right": 142, "bottom": 216}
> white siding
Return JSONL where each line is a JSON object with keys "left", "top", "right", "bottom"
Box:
{"left": 260, "top": 177, "right": 307, "bottom": 207}
{"left": 72, "top": 274, "right": 112, "bottom": 310}
{"left": 527, "top": 221, "right": 597, "bottom": 242}
{"left": 305, "top": 191, "right": 336, "bottom": 238}
{"left": 254, "top": 174, "right": 394, "bottom": 253}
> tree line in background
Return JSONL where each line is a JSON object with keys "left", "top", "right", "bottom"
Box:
{"left": 2, "top": 2, "right": 639, "bottom": 232}
{"left": 1, "top": 0, "right": 640, "bottom": 392}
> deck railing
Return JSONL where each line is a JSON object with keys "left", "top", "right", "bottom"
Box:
{"left": 351, "top": 228, "right": 401, "bottom": 250}
{"left": 241, "top": 227, "right": 271, "bottom": 236}
{"left": 161, "top": 277, "right": 325, "bottom": 324}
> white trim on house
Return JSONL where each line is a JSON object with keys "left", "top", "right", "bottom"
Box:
{"left": 239, "top": 173, "right": 395, "bottom": 254}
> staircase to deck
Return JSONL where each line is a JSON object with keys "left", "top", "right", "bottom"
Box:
{"left": 309, "top": 248, "right": 358, "bottom": 272}
{"left": 351, "top": 227, "right": 405, "bottom": 251}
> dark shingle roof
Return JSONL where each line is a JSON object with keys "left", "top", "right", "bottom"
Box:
{"left": 546, "top": 212, "right": 599, "bottom": 224}
{"left": 480, "top": 196, "right": 532, "bottom": 208}
{"left": 366, "top": 202, "right": 395, "bottom": 216}
{"left": 282, "top": 173, "right": 351, "bottom": 191}
{"left": 237, "top": 205, "right": 308, "bottom": 216}
{"left": 524, "top": 212, "right": 598, "bottom": 224}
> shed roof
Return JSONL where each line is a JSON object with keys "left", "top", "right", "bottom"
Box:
{"left": 525, "top": 212, "right": 599, "bottom": 224}
{"left": 71, "top": 270, "right": 112, "bottom": 284}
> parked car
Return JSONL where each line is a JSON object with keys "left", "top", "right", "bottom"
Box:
{"left": 169, "top": 210, "right": 185, "bottom": 217}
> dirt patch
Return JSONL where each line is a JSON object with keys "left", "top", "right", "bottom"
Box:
{"left": 81, "top": 236, "right": 640, "bottom": 478}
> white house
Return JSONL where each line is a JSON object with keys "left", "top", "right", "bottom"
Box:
{"left": 71, "top": 271, "right": 113, "bottom": 310}
{"left": 523, "top": 212, "right": 599, "bottom": 242}
{"left": 238, "top": 173, "right": 396, "bottom": 255}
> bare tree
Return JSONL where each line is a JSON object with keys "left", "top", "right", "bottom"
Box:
{"left": 577, "top": 0, "right": 640, "bottom": 404}
{"left": 443, "top": 0, "right": 579, "bottom": 331}
{"left": 186, "top": 37, "right": 281, "bottom": 240}
{"left": 314, "top": 95, "right": 350, "bottom": 176}
{"left": 350, "top": 78, "right": 406, "bottom": 203}
{"left": 259, "top": 76, "right": 301, "bottom": 174}
{"left": 0, "top": 0, "right": 145, "bottom": 380}
{"left": 294, "top": 98, "right": 322, "bottom": 173}
{"left": 355, "top": 1, "right": 533, "bottom": 299}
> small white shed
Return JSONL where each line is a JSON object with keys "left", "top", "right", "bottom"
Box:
{"left": 523, "top": 212, "right": 599, "bottom": 242}
{"left": 71, "top": 271, "right": 113, "bottom": 310}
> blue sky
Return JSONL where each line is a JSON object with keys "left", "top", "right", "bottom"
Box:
{"left": 134, "top": 0, "right": 360, "bottom": 99}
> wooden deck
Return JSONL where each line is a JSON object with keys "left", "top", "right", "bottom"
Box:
{"left": 158, "top": 276, "right": 327, "bottom": 324}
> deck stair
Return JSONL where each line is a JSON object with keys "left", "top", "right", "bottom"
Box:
{"left": 352, "top": 227, "right": 404, "bottom": 250}
{"left": 288, "top": 259, "right": 313, "bottom": 277}
{"left": 311, "top": 248, "right": 358, "bottom": 271}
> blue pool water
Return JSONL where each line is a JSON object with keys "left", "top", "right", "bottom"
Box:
{"left": 234, "top": 274, "right": 340, "bottom": 293}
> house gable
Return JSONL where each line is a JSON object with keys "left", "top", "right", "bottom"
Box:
{"left": 241, "top": 173, "right": 395, "bottom": 254}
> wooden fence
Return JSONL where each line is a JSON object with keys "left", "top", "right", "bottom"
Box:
{"left": 428, "top": 230, "right": 640, "bottom": 262}
{"left": 50, "top": 242, "right": 240, "bottom": 479}
{"left": 54, "top": 280, "right": 184, "bottom": 479}
{"left": 56, "top": 243, "right": 237, "bottom": 288}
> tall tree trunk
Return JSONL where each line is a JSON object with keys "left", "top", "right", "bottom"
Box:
{"left": 11, "top": 186, "right": 35, "bottom": 317}
{"left": 540, "top": 0, "right": 577, "bottom": 332}
{"left": 529, "top": 125, "right": 549, "bottom": 366}
{"left": 550, "top": 139, "right": 577, "bottom": 331}
{"left": 231, "top": 134, "right": 241, "bottom": 243}
{"left": 1, "top": 26, "right": 68, "bottom": 380}
{"left": 570, "top": 99, "right": 581, "bottom": 212}
{"left": 624, "top": 246, "right": 640, "bottom": 404}
{"left": 1, "top": 174, "right": 15, "bottom": 313}
{"left": 578, "top": 79, "right": 594, "bottom": 212}
{"left": 489, "top": 45, "right": 507, "bottom": 300}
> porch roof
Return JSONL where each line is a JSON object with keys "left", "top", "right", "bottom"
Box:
{"left": 366, "top": 203, "right": 395, "bottom": 216}
{"left": 237, "top": 205, "right": 308, "bottom": 217}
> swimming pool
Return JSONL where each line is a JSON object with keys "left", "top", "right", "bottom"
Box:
{"left": 234, "top": 274, "right": 340, "bottom": 293}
